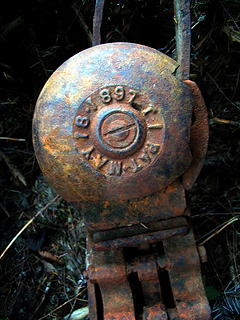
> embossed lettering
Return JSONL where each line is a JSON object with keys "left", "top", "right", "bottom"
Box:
{"left": 128, "top": 89, "right": 138, "bottom": 103}
{"left": 76, "top": 116, "right": 90, "bottom": 127}
{"left": 100, "top": 88, "right": 112, "bottom": 103}
{"left": 86, "top": 97, "right": 97, "bottom": 111}
{"left": 73, "top": 85, "right": 164, "bottom": 177}
{"left": 142, "top": 106, "right": 153, "bottom": 116}
{"left": 108, "top": 161, "right": 122, "bottom": 176}
{"left": 130, "top": 159, "right": 143, "bottom": 173}
{"left": 147, "top": 143, "right": 160, "bottom": 154}
{"left": 96, "top": 156, "right": 109, "bottom": 169}
{"left": 138, "top": 150, "right": 151, "bottom": 163}
{"left": 74, "top": 132, "right": 89, "bottom": 139}
{"left": 81, "top": 146, "right": 94, "bottom": 160}
{"left": 114, "top": 86, "right": 125, "bottom": 101}
{"left": 147, "top": 123, "right": 163, "bottom": 129}
{"left": 142, "top": 104, "right": 159, "bottom": 115}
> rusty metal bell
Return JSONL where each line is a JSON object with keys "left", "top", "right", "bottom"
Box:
{"left": 32, "top": 5, "right": 211, "bottom": 317}
{"left": 33, "top": 42, "right": 193, "bottom": 202}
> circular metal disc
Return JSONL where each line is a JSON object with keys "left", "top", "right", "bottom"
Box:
{"left": 33, "top": 42, "right": 192, "bottom": 202}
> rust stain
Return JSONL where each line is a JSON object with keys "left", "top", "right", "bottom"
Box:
{"left": 33, "top": 42, "right": 210, "bottom": 320}
{"left": 182, "top": 80, "right": 209, "bottom": 190}
{"left": 33, "top": 42, "right": 192, "bottom": 202}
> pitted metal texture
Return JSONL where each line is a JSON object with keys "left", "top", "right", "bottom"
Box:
{"left": 73, "top": 85, "right": 164, "bottom": 176}
{"left": 32, "top": 1, "right": 211, "bottom": 319}
{"left": 33, "top": 42, "right": 192, "bottom": 202}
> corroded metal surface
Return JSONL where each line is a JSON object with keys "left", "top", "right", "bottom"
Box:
{"left": 87, "top": 229, "right": 211, "bottom": 320}
{"left": 80, "top": 180, "right": 187, "bottom": 231}
{"left": 33, "top": 22, "right": 210, "bottom": 320}
{"left": 33, "top": 42, "right": 192, "bottom": 202}
{"left": 174, "top": 0, "right": 191, "bottom": 80}
{"left": 72, "top": 85, "right": 163, "bottom": 172}
{"left": 182, "top": 80, "right": 209, "bottom": 190}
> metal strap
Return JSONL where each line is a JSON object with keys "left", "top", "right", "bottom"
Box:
{"left": 92, "top": 0, "right": 191, "bottom": 80}
{"left": 174, "top": 0, "right": 191, "bottom": 80}
{"left": 92, "top": 0, "right": 105, "bottom": 46}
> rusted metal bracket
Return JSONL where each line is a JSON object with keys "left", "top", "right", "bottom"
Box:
{"left": 87, "top": 227, "right": 210, "bottom": 320}
{"left": 84, "top": 171, "right": 210, "bottom": 320}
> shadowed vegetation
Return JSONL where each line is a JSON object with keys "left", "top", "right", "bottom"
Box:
{"left": 0, "top": 0, "right": 240, "bottom": 319}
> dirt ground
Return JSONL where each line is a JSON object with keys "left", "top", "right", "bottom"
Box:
{"left": 0, "top": 0, "right": 240, "bottom": 319}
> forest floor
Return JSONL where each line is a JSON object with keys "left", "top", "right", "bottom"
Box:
{"left": 0, "top": 0, "right": 240, "bottom": 319}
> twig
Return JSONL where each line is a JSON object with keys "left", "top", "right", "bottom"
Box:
{"left": 31, "top": 276, "right": 53, "bottom": 320}
{"left": 72, "top": 2, "right": 93, "bottom": 45}
{"left": 211, "top": 117, "right": 240, "bottom": 127}
{"left": 38, "top": 250, "right": 60, "bottom": 262}
{"left": 197, "top": 216, "right": 239, "bottom": 246}
{"left": 192, "top": 212, "right": 240, "bottom": 218}
{"left": 0, "top": 137, "right": 26, "bottom": 141}
{"left": 38, "top": 288, "right": 86, "bottom": 320}
{"left": 207, "top": 72, "right": 239, "bottom": 109}
{"left": 221, "top": 2, "right": 240, "bottom": 32}
{"left": 0, "top": 150, "right": 27, "bottom": 186}
{"left": 0, "top": 101, "right": 18, "bottom": 105}
{"left": 0, "top": 195, "right": 60, "bottom": 260}
{"left": 0, "top": 16, "right": 24, "bottom": 39}
{"left": 0, "top": 202, "right": 10, "bottom": 217}
{"left": 35, "top": 47, "right": 48, "bottom": 78}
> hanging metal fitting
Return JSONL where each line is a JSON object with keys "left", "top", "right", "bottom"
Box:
{"left": 32, "top": 1, "right": 211, "bottom": 319}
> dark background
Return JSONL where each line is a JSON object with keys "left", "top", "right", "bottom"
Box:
{"left": 0, "top": 0, "right": 240, "bottom": 319}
